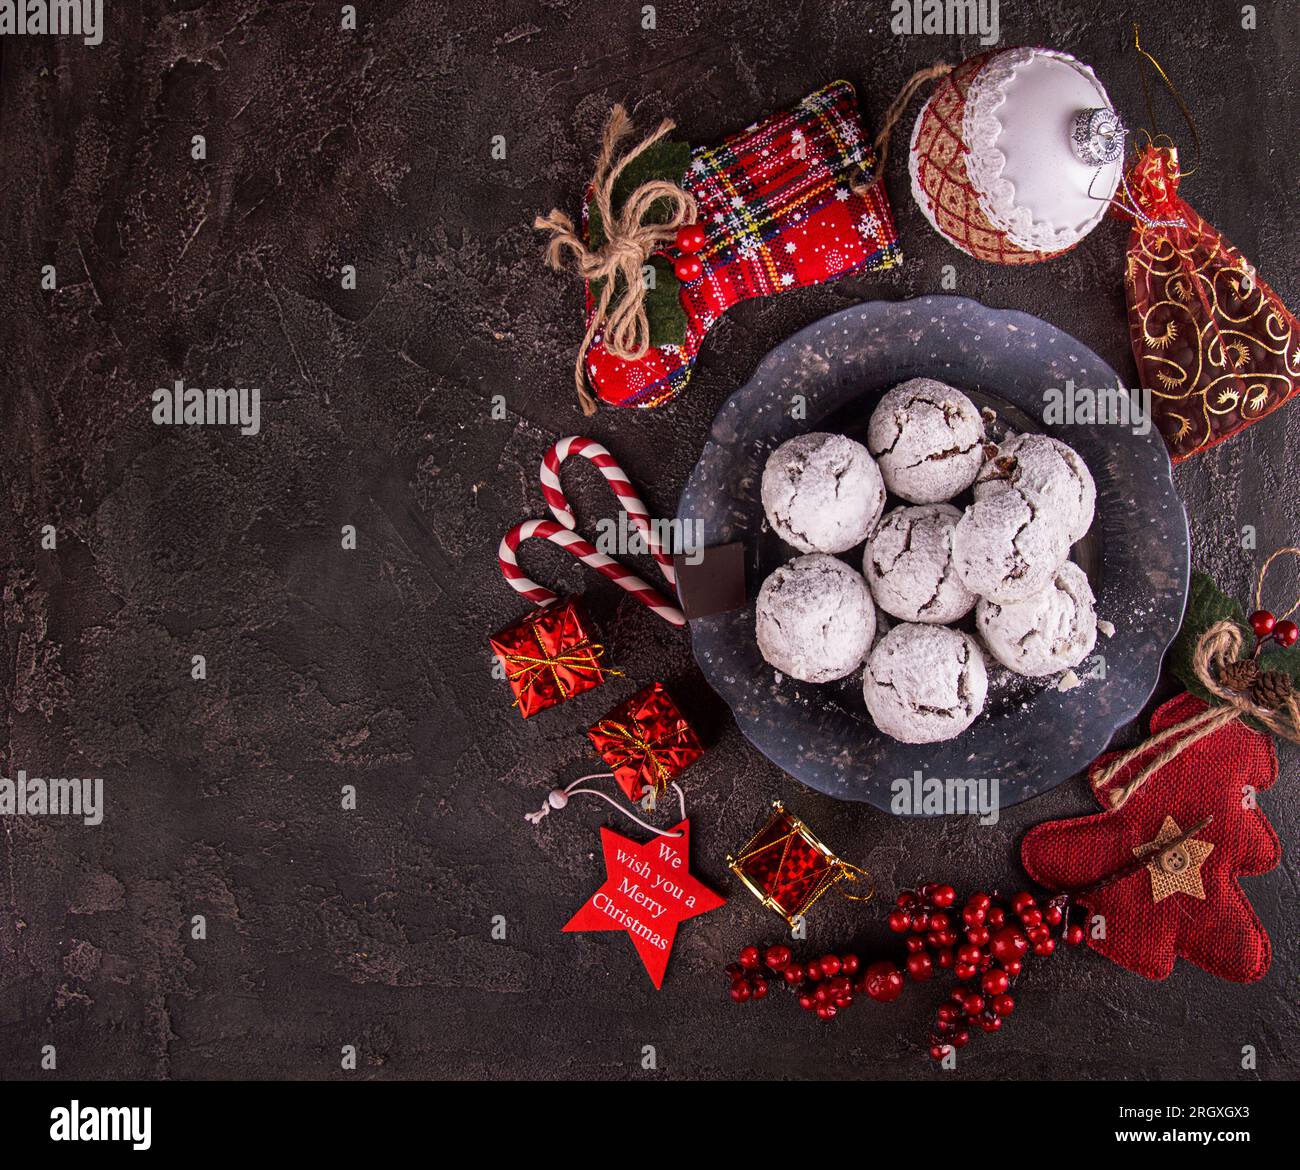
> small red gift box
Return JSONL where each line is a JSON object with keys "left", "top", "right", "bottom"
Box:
{"left": 488, "top": 599, "right": 613, "bottom": 719}
{"left": 727, "top": 800, "right": 871, "bottom": 926}
{"left": 588, "top": 682, "right": 704, "bottom": 802}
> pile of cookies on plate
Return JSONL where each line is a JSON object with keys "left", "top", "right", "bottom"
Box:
{"left": 756, "top": 378, "right": 1101, "bottom": 744}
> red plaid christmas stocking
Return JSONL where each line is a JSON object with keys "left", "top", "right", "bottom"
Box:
{"left": 584, "top": 82, "right": 902, "bottom": 409}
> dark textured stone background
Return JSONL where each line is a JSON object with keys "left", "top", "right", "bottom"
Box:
{"left": 1, "top": 0, "right": 1297, "bottom": 1081}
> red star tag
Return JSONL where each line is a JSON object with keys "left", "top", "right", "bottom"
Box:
{"left": 563, "top": 819, "right": 725, "bottom": 988}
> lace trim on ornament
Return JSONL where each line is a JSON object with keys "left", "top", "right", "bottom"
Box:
{"left": 962, "top": 46, "right": 1113, "bottom": 253}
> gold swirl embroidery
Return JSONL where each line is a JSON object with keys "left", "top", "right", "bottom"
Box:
{"left": 1144, "top": 319, "right": 1178, "bottom": 350}
{"left": 1128, "top": 198, "right": 1297, "bottom": 456}
{"left": 1224, "top": 339, "right": 1252, "bottom": 370}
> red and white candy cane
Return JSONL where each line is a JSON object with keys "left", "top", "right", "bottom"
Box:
{"left": 498, "top": 437, "right": 686, "bottom": 627}
{"left": 539, "top": 436, "right": 676, "bottom": 588}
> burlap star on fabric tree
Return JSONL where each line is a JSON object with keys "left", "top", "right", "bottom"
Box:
{"left": 1135, "top": 815, "right": 1214, "bottom": 903}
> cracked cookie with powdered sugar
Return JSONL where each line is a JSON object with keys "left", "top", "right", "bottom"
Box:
{"left": 863, "top": 504, "right": 976, "bottom": 624}
{"left": 761, "top": 433, "right": 886, "bottom": 554}
{"left": 755, "top": 554, "right": 877, "bottom": 683}
{"left": 951, "top": 488, "right": 1071, "bottom": 603}
{"left": 862, "top": 623, "right": 988, "bottom": 744}
{"left": 973, "top": 432, "right": 1096, "bottom": 545}
{"left": 976, "top": 560, "right": 1098, "bottom": 677}
{"left": 866, "top": 379, "right": 985, "bottom": 504}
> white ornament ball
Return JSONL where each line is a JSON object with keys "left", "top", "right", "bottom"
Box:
{"left": 908, "top": 46, "right": 1123, "bottom": 264}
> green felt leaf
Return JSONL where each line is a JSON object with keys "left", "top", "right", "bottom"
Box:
{"left": 587, "top": 139, "right": 693, "bottom": 249}
{"left": 645, "top": 256, "right": 688, "bottom": 346}
{"left": 589, "top": 258, "right": 688, "bottom": 349}
{"left": 1257, "top": 643, "right": 1300, "bottom": 680}
{"left": 585, "top": 139, "right": 692, "bottom": 349}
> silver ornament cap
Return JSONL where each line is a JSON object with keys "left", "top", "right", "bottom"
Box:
{"left": 1070, "top": 107, "right": 1126, "bottom": 166}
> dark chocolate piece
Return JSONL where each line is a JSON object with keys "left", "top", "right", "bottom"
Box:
{"left": 673, "top": 542, "right": 747, "bottom": 619}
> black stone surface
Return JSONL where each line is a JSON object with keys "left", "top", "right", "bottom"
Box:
{"left": 1, "top": 1, "right": 1297, "bottom": 1081}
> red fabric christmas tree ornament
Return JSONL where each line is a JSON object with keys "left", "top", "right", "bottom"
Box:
{"left": 1021, "top": 691, "right": 1280, "bottom": 982}
{"left": 1120, "top": 144, "right": 1300, "bottom": 461}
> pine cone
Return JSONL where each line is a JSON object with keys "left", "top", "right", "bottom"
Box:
{"left": 1219, "top": 659, "right": 1259, "bottom": 691}
{"left": 1252, "top": 669, "right": 1293, "bottom": 710}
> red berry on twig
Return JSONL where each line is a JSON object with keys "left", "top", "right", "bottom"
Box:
{"left": 981, "top": 969, "right": 1009, "bottom": 996}
{"left": 863, "top": 960, "right": 904, "bottom": 1002}
{"left": 990, "top": 926, "right": 1029, "bottom": 965}
{"left": 931, "top": 885, "right": 957, "bottom": 908}
{"left": 764, "top": 944, "right": 792, "bottom": 971}
{"left": 1250, "top": 609, "right": 1277, "bottom": 638}
{"left": 673, "top": 256, "right": 703, "bottom": 282}
{"left": 674, "top": 223, "right": 706, "bottom": 253}
{"left": 906, "top": 952, "right": 934, "bottom": 981}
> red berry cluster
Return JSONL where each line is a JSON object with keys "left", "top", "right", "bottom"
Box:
{"left": 904, "top": 886, "right": 1083, "bottom": 1061}
{"left": 1249, "top": 609, "right": 1299, "bottom": 649}
{"left": 727, "top": 944, "right": 905, "bottom": 1021}
{"left": 671, "top": 223, "right": 706, "bottom": 282}
{"left": 725, "top": 882, "right": 1086, "bottom": 1061}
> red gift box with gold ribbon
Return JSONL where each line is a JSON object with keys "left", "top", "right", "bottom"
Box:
{"left": 488, "top": 599, "right": 614, "bottom": 719}
{"left": 588, "top": 682, "right": 704, "bottom": 801}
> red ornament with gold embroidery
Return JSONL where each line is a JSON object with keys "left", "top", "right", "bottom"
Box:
{"left": 488, "top": 598, "right": 614, "bottom": 719}
{"left": 1120, "top": 144, "right": 1300, "bottom": 461}
{"left": 587, "top": 682, "right": 704, "bottom": 802}
{"left": 728, "top": 800, "right": 873, "bottom": 927}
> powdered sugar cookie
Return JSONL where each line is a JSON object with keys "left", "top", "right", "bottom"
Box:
{"left": 862, "top": 624, "right": 988, "bottom": 743}
{"left": 863, "top": 504, "right": 976, "bottom": 624}
{"left": 761, "top": 433, "right": 885, "bottom": 554}
{"left": 977, "top": 561, "right": 1098, "bottom": 677}
{"left": 974, "top": 432, "right": 1096, "bottom": 544}
{"left": 866, "top": 379, "right": 985, "bottom": 504}
{"left": 952, "top": 489, "right": 1071, "bottom": 603}
{"left": 755, "top": 554, "right": 876, "bottom": 683}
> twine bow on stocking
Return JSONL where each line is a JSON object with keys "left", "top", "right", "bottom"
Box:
{"left": 1093, "top": 620, "right": 1300, "bottom": 811}
{"left": 534, "top": 106, "right": 698, "bottom": 416}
